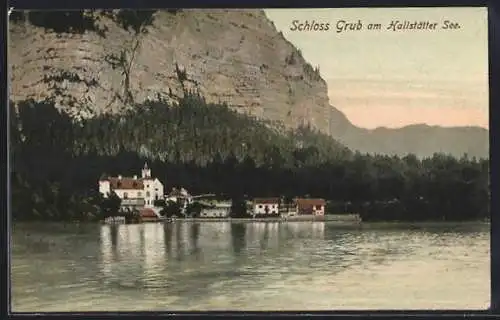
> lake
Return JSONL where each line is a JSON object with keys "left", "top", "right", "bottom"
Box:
{"left": 11, "top": 221, "right": 490, "bottom": 312}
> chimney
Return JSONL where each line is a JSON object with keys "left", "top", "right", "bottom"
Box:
{"left": 133, "top": 175, "right": 137, "bottom": 180}
{"left": 118, "top": 175, "right": 122, "bottom": 180}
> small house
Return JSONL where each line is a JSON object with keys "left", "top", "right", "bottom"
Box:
{"left": 200, "top": 201, "right": 231, "bottom": 218}
{"left": 294, "top": 198, "right": 326, "bottom": 216}
{"left": 253, "top": 198, "right": 280, "bottom": 215}
{"left": 200, "top": 207, "right": 230, "bottom": 218}
{"left": 165, "top": 187, "right": 189, "bottom": 200}
{"left": 165, "top": 187, "right": 194, "bottom": 216}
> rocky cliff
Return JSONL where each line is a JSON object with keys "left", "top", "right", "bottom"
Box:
{"left": 9, "top": 9, "right": 330, "bottom": 130}
{"left": 8, "top": 9, "right": 489, "bottom": 158}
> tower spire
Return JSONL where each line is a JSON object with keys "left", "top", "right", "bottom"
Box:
{"left": 142, "top": 161, "right": 151, "bottom": 178}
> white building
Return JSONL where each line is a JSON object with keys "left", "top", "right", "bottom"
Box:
{"left": 98, "top": 162, "right": 164, "bottom": 210}
{"left": 252, "top": 198, "right": 280, "bottom": 215}
{"left": 200, "top": 202, "right": 231, "bottom": 218}
{"left": 165, "top": 187, "right": 194, "bottom": 216}
{"left": 165, "top": 187, "right": 193, "bottom": 204}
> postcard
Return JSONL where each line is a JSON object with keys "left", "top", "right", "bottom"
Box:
{"left": 9, "top": 7, "right": 489, "bottom": 312}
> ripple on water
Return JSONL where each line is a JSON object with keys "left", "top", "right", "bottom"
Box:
{"left": 11, "top": 222, "right": 490, "bottom": 311}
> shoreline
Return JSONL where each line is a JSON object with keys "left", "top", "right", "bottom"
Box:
{"left": 155, "top": 218, "right": 490, "bottom": 225}
{"left": 12, "top": 214, "right": 490, "bottom": 225}
{"left": 13, "top": 219, "right": 490, "bottom": 227}
{"left": 162, "top": 215, "right": 361, "bottom": 223}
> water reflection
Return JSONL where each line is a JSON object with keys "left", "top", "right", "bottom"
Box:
{"left": 98, "top": 222, "right": 329, "bottom": 291}
{"left": 191, "top": 223, "right": 200, "bottom": 254}
{"left": 99, "top": 226, "right": 114, "bottom": 279}
{"left": 231, "top": 223, "right": 246, "bottom": 256}
{"left": 12, "top": 221, "right": 490, "bottom": 311}
{"left": 100, "top": 224, "right": 168, "bottom": 289}
{"left": 163, "top": 223, "right": 173, "bottom": 256}
{"left": 97, "top": 221, "right": 489, "bottom": 286}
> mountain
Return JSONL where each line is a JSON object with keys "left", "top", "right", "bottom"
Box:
{"left": 329, "top": 114, "right": 489, "bottom": 158}
{"left": 8, "top": 9, "right": 489, "bottom": 158}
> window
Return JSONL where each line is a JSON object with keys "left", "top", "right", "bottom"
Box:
{"left": 138, "top": 192, "right": 142, "bottom": 197}
{"left": 117, "top": 182, "right": 122, "bottom": 188}
{"left": 146, "top": 191, "right": 150, "bottom": 197}
{"left": 155, "top": 194, "right": 159, "bottom": 200}
{"left": 155, "top": 188, "right": 158, "bottom": 191}
{"left": 258, "top": 205, "right": 262, "bottom": 209}
{"left": 124, "top": 192, "right": 128, "bottom": 199}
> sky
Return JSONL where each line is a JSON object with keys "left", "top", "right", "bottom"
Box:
{"left": 264, "top": 8, "right": 489, "bottom": 129}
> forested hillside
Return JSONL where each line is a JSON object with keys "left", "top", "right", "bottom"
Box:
{"left": 10, "top": 94, "right": 489, "bottom": 222}
{"left": 9, "top": 9, "right": 489, "bottom": 158}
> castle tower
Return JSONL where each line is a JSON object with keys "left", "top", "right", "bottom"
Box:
{"left": 141, "top": 162, "right": 151, "bottom": 179}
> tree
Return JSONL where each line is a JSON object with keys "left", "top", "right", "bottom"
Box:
{"left": 153, "top": 199, "right": 166, "bottom": 207}
{"left": 99, "top": 191, "right": 122, "bottom": 218}
{"left": 160, "top": 200, "right": 182, "bottom": 218}
{"left": 230, "top": 196, "right": 248, "bottom": 218}
{"left": 10, "top": 95, "right": 490, "bottom": 223}
{"left": 185, "top": 201, "right": 204, "bottom": 218}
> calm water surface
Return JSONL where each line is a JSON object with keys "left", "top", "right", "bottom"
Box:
{"left": 11, "top": 221, "right": 490, "bottom": 311}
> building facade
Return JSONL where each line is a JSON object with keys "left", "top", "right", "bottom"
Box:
{"left": 253, "top": 198, "right": 280, "bottom": 215}
{"left": 200, "top": 207, "right": 231, "bottom": 218}
{"left": 165, "top": 187, "right": 191, "bottom": 203}
{"left": 279, "top": 202, "right": 298, "bottom": 217}
{"left": 200, "top": 202, "right": 232, "bottom": 218}
{"left": 294, "top": 198, "right": 326, "bottom": 216}
{"left": 140, "top": 163, "right": 164, "bottom": 207}
{"left": 98, "top": 163, "right": 164, "bottom": 210}
{"left": 165, "top": 187, "right": 194, "bottom": 216}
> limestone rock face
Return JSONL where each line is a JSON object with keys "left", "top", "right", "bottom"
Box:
{"left": 9, "top": 9, "right": 489, "bottom": 158}
{"left": 9, "top": 9, "right": 331, "bottom": 133}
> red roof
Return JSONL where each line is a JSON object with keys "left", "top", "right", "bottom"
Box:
{"left": 108, "top": 177, "right": 144, "bottom": 190}
{"left": 253, "top": 198, "right": 280, "bottom": 204}
{"left": 140, "top": 208, "right": 157, "bottom": 218}
{"left": 294, "top": 198, "right": 326, "bottom": 209}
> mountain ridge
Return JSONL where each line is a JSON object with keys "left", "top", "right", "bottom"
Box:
{"left": 8, "top": 9, "right": 489, "bottom": 158}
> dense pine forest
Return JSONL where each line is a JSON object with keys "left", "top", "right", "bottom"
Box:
{"left": 10, "top": 93, "right": 490, "bottom": 222}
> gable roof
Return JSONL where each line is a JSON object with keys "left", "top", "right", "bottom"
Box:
{"left": 253, "top": 198, "right": 280, "bottom": 204}
{"left": 294, "top": 198, "right": 326, "bottom": 208}
{"left": 109, "top": 177, "right": 144, "bottom": 190}
{"left": 140, "top": 208, "right": 157, "bottom": 218}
